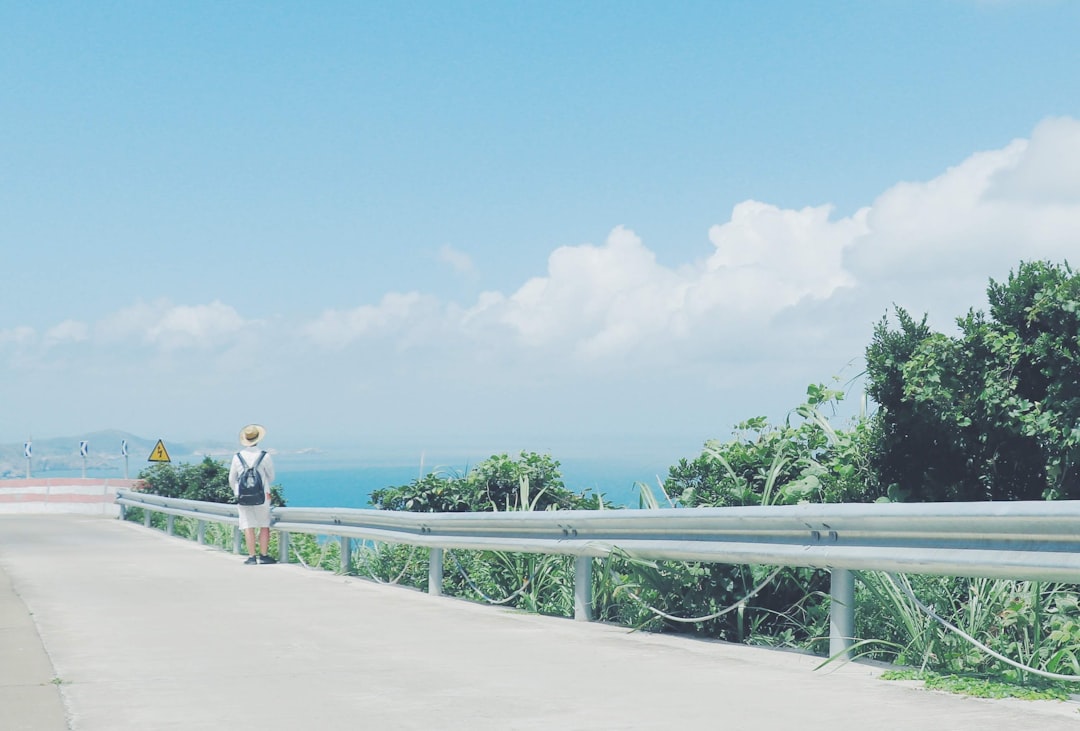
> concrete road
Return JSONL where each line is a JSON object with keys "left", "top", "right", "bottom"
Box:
{"left": 1, "top": 515, "right": 1078, "bottom": 730}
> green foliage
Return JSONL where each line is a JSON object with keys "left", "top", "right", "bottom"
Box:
{"left": 366, "top": 452, "right": 591, "bottom": 617}
{"left": 371, "top": 470, "right": 475, "bottom": 512}
{"left": 468, "top": 452, "right": 578, "bottom": 511}
{"left": 667, "top": 383, "right": 878, "bottom": 508}
{"left": 288, "top": 533, "right": 345, "bottom": 572}
{"left": 353, "top": 542, "right": 429, "bottom": 586}
{"left": 995, "top": 582, "right": 1080, "bottom": 682}
{"left": 866, "top": 260, "right": 1080, "bottom": 501}
{"left": 855, "top": 572, "right": 956, "bottom": 670}
{"left": 200, "top": 521, "right": 238, "bottom": 551}
{"left": 593, "top": 557, "right": 832, "bottom": 648}
{"left": 881, "top": 669, "right": 1070, "bottom": 701}
{"left": 370, "top": 451, "right": 595, "bottom": 512}
{"left": 364, "top": 387, "right": 881, "bottom": 650}
{"left": 596, "top": 385, "right": 872, "bottom": 648}
{"left": 136, "top": 456, "right": 286, "bottom": 506}
{"left": 855, "top": 572, "right": 1080, "bottom": 682}
{"left": 456, "top": 551, "right": 575, "bottom": 616}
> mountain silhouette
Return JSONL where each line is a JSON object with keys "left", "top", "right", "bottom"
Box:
{"left": 0, "top": 431, "right": 233, "bottom": 477}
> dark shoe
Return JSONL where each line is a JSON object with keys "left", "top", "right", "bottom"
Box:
{"left": 244, "top": 556, "right": 258, "bottom": 565}
{"left": 258, "top": 554, "right": 277, "bottom": 565}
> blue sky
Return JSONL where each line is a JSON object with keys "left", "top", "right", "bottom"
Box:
{"left": 2, "top": 1, "right": 1079, "bottom": 462}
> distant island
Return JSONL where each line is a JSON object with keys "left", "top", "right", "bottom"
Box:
{"left": 0, "top": 430, "right": 336, "bottom": 479}
{"left": 0, "top": 430, "right": 234, "bottom": 478}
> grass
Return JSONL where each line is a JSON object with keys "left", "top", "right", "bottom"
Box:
{"left": 881, "top": 669, "right": 1072, "bottom": 701}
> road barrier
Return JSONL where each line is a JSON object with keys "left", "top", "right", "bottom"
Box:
{"left": 115, "top": 488, "right": 1080, "bottom": 659}
{"left": 0, "top": 478, "right": 138, "bottom": 516}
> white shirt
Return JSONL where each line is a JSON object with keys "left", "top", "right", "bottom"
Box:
{"left": 229, "top": 446, "right": 275, "bottom": 499}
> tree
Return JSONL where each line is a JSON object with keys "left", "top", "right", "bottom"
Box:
{"left": 865, "top": 310, "right": 972, "bottom": 501}
{"left": 866, "top": 260, "right": 1080, "bottom": 501}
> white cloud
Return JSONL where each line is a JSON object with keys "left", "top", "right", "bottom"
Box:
{"left": 471, "top": 202, "right": 869, "bottom": 361}
{"left": 438, "top": 244, "right": 476, "bottom": 276}
{"left": 845, "top": 116, "right": 1080, "bottom": 326}
{"left": 496, "top": 226, "right": 685, "bottom": 355}
{"left": 44, "top": 320, "right": 89, "bottom": 345}
{"left": 986, "top": 116, "right": 1080, "bottom": 205}
{"left": 698, "top": 201, "right": 867, "bottom": 312}
{"left": 303, "top": 292, "right": 435, "bottom": 348}
{"left": 96, "top": 300, "right": 166, "bottom": 342}
{"left": 473, "top": 116, "right": 1079, "bottom": 369}
{"left": 0, "top": 326, "right": 35, "bottom": 348}
{"left": 144, "top": 302, "right": 247, "bottom": 350}
{"left": 5, "top": 116, "right": 1079, "bottom": 446}
{"left": 295, "top": 118, "right": 1080, "bottom": 371}
{"left": 92, "top": 299, "right": 250, "bottom": 351}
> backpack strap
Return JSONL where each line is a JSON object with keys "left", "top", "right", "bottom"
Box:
{"left": 236, "top": 452, "right": 250, "bottom": 470}
{"left": 252, "top": 451, "right": 266, "bottom": 470}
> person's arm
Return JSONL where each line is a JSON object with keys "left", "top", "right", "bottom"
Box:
{"left": 228, "top": 456, "right": 240, "bottom": 497}
{"left": 262, "top": 453, "right": 275, "bottom": 501}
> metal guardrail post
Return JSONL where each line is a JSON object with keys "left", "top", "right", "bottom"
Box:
{"left": 144, "top": 510, "right": 152, "bottom": 528}
{"left": 339, "top": 536, "right": 352, "bottom": 574}
{"left": 278, "top": 532, "right": 289, "bottom": 564}
{"left": 197, "top": 521, "right": 206, "bottom": 545}
{"left": 166, "top": 515, "right": 175, "bottom": 536}
{"left": 829, "top": 568, "right": 855, "bottom": 660}
{"left": 233, "top": 526, "right": 242, "bottom": 554}
{"left": 429, "top": 548, "right": 444, "bottom": 596}
{"left": 574, "top": 555, "right": 593, "bottom": 621}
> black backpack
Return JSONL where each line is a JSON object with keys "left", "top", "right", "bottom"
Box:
{"left": 235, "top": 451, "right": 267, "bottom": 506}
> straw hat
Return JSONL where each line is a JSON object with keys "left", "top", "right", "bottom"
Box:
{"left": 239, "top": 424, "right": 267, "bottom": 447}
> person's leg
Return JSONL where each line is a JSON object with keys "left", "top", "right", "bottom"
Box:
{"left": 245, "top": 527, "right": 256, "bottom": 556}
{"left": 257, "top": 526, "right": 276, "bottom": 564}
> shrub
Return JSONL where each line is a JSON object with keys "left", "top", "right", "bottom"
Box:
{"left": 137, "top": 456, "right": 286, "bottom": 506}
{"left": 370, "top": 451, "right": 594, "bottom": 512}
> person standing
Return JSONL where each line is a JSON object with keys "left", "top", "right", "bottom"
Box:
{"left": 229, "top": 424, "right": 277, "bottom": 565}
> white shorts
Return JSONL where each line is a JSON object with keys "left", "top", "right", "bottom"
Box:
{"left": 238, "top": 501, "right": 272, "bottom": 530}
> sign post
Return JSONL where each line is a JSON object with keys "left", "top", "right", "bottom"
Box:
{"left": 121, "top": 439, "right": 129, "bottom": 479}
{"left": 80, "top": 440, "right": 89, "bottom": 478}
{"left": 148, "top": 440, "right": 171, "bottom": 464}
{"left": 24, "top": 441, "right": 31, "bottom": 479}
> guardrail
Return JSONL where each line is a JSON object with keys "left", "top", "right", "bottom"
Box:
{"left": 115, "top": 488, "right": 1080, "bottom": 658}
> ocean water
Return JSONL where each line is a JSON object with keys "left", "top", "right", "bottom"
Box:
{"left": 23, "top": 456, "right": 678, "bottom": 509}
{"left": 275, "top": 456, "right": 673, "bottom": 509}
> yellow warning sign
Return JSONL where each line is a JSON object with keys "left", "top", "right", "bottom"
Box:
{"left": 148, "top": 440, "right": 171, "bottom": 463}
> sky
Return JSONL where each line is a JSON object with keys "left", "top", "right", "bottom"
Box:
{"left": 2, "top": 1, "right": 1079, "bottom": 462}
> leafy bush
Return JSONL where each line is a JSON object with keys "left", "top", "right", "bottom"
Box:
{"left": 370, "top": 451, "right": 595, "bottom": 512}
{"left": 667, "top": 383, "right": 878, "bottom": 508}
{"left": 866, "top": 260, "right": 1080, "bottom": 501}
{"left": 136, "top": 456, "right": 286, "bottom": 506}
{"left": 855, "top": 572, "right": 1080, "bottom": 682}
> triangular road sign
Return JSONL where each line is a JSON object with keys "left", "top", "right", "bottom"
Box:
{"left": 148, "top": 440, "right": 171, "bottom": 463}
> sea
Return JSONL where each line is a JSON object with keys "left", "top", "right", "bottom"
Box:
{"left": 276, "top": 458, "right": 671, "bottom": 509}
{"left": 33, "top": 454, "right": 680, "bottom": 509}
